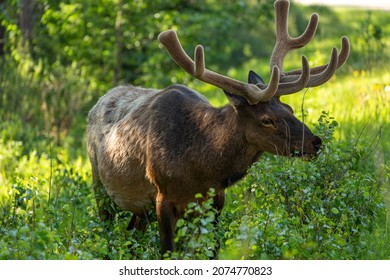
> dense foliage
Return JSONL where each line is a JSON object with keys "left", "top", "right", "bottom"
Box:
{"left": 0, "top": 112, "right": 388, "bottom": 260}
{"left": 0, "top": 0, "right": 389, "bottom": 259}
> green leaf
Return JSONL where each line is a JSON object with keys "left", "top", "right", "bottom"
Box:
{"left": 176, "top": 219, "right": 185, "bottom": 228}
{"left": 331, "top": 207, "right": 340, "bottom": 215}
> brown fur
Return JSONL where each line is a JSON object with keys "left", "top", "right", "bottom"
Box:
{"left": 87, "top": 82, "right": 321, "bottom": 254}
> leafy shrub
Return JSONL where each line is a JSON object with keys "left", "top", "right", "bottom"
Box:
{"left": 218, "top": 112, "right": 386, "bottom": 259}
{"left": 0, "top": 137, "right": 161, "bottom": 260}
{"left": 168, "top": 189, "right": 218, "bottom": 260}
{"left": 0, "top": 112, "right": 387, "bottom": 260}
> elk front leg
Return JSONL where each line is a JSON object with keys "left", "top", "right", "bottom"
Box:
{"left": 213, "top": 189, "right": 225, "bottom": 216}
{"left": 156, "top": 193, "right": 178, "bottom": 255}
{"left": 212, "top": 189, "right": 225, "bottom": 259}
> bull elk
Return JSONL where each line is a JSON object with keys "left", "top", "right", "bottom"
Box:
{"left": 87, "top": 0, "right": 350, "bottom": 255}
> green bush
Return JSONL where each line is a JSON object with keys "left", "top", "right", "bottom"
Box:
{"left": 0, "top": 112, "right": 387, "bottom": 260}
{"left": 169, "top": 189, "right": 218, "bottom": 260}
{"left": 0, "top": 137, "right": 162, "bottom": 260}
{"left": 218, "top": 112, "right": 386, "bottom": 259}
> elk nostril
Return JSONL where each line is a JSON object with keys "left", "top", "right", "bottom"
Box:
{"left": 312, "top": 136, "right": 322, "bottom": 152}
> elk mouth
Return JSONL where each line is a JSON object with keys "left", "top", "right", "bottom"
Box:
{"left": 289, "top": 136, "right": 322, "bottom": 160}
{"left": 290, "top": 149, "right": 320, "bottom": 160}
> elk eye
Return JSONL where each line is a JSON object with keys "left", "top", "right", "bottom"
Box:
{"left": 261, "top": 117, "right": 275, "bottom": 127}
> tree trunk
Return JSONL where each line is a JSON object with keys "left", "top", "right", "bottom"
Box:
{"left": 114, "top": 1, "right": 124, "bottom": 84}
{"left": 0, "top": 0, "right": 5, "bottom": 57}
{"left": 19, "top": 0, "right": 37, "bottom": 47}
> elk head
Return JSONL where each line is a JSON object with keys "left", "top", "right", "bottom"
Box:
{"left": 158, "top": 0, "right": 349, "bottom": 159}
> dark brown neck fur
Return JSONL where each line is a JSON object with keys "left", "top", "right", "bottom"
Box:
{"left": 191, "top": 104, "right": 263, "bottom": 189}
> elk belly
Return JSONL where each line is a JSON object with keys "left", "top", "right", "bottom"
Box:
{"left": 98, "top": 126, "right": 157, "bottom": 214}
{"left": 98, "top": 159, "right": 157, "bottom": 214}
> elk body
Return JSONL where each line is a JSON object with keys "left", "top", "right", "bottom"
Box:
{"left": 87, "top": 0, "right": 350, "bottom": 254}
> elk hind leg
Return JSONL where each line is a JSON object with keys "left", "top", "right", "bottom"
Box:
{"left": 89, "top": 149, "right": 116, "bottom": 222}
{"left": 127, "top": 211, "right": 151, "bottom": 232}
{"left": 92, "top": 176, "right": 116, "bottom": 222}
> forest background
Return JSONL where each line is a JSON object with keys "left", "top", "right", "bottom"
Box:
{"left": 0, "top": 0, "right": 389, "bottom": 259}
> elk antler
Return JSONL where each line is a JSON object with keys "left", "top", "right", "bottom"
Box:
{"left": 270, "top": 0, "right": 350, "bottom": 95}
{"left": 158, "top": 30, "right": 280, "bottom": 104}
{"left": 159, "top": 0, "right": 350, "bottom": 102}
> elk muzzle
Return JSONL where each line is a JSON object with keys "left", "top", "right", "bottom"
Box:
{"left": 312, "top": 135, "right": 323, "bottom": 153}
{"left": 291, "top": 135, "right": 322, "bottom": 159}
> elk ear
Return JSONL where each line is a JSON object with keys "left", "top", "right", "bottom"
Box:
{"left": 223, "top": 90, "right": 249, "bottom": 107}
{"left": 248, "top": 70, "right": 265, "bottom": 84}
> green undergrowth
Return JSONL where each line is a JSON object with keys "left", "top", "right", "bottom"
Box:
{"left": 0, "top": 112, "right": 388, "bottom": 260}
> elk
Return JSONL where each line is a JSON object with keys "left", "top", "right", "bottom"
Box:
{"left": 87, "top": 0, "right": 350, "bottom": 255}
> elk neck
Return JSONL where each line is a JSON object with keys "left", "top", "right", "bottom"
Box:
{"left": 191, "top": 103, "right": 264, "bottom": 188}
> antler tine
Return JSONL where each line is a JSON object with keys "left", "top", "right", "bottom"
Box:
{"left": 337, "top": 36, "right": 351, "bottom": 68}
{"left": 280, "top": 47, "right": 339, "bottom": 86}
{"left": 276, "top": 56, "right": 310, "bottom": 95}
{"left": 194, "top": 45, "right": 205, "bottom": 77}
{"left": 158, "top": 30, "right": 280, "bottom": 104}
{"left": 270, "top": 0, "right": 318, "bottom": 71}
{"left": 283, "top": 36, "right": 350, "bottom": 76}
{"left": 308, "top": 47, "right": 339, "bottom": 86}
{"left": 270, "top": 0, "right": 350, "bottom": 96}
